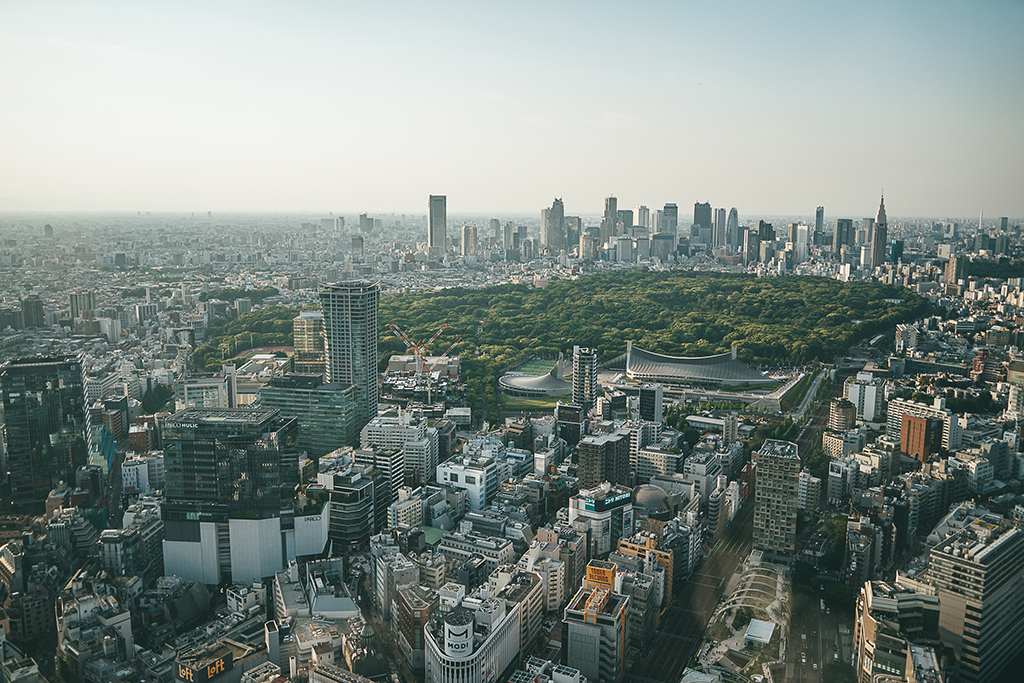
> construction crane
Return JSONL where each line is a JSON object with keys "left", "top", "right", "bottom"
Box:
{"left": 388, "top": 322, "right": 451, "bottom": 374}
{"left": 428, "top": 337, "right": 462, "bottom": 373}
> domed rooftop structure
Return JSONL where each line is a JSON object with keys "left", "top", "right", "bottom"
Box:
{"left": 498, "top": 355, "right": 572, "bottom": 398}
{"left": 633, "top": 484, "right": 677, "bottom": 522}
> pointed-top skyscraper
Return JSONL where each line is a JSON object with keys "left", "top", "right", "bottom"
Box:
{"left": 870, "top": 192, "right": 888, "bottom": 268}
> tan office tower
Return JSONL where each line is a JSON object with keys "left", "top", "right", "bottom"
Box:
{"left": 752, "top": 439, "right": 800, "bottom": 557}
{"left": 292, "top": 310, "right": 324, "bottom": 374}
{"left": 927, "top": 517, "right": 1024, "bottom": 683}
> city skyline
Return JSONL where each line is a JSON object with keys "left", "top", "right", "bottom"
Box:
{"left": 1, "top": 1, "right": 1022, "bottom": 217}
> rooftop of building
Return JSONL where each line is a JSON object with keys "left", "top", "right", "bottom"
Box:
{"left": 932, "top": 515, "right": 1019, "bottom": 565}
{"left": 757, "top": 439, "right": 799, "bottom": 460}
{"left": 163, "top": 406, "right": 282, "bottom": 426}
{"left": 564, "top": 583, "right": 629, "bottom": 620}
{"left": 625, "top": 342, "right": 773, "bottom": 385}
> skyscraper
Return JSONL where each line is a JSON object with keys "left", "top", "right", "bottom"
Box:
{"left": 616, "top": 209, "right": 633, "bottom": 233}
{"left": 319, "top": 281, "right": 379, "bottom": 433}
{"left": 460, "top": 224, "right": 477, "bottom": 256}
{"left": 726, "top": 207, "right": 739, "bottom": 248}
{"left": 870, "top": 194, "right": 888, "bottom": 269}
{"left": 21, "top": 295, "right": 44, "bottom": 328}
{"left": 815, "top": 206, "right": 824, "bottom": 233}
{"left": 1, "top": 355, "right": 89, "bottom": 512}
{"left": 927, "top": 517, "right": 1024, "bottom": 683}
{"left": 161, "top": 407, "right": 302, "bottom": 584}
{"left": 259, "top": 373, "right": 359, "bottom": 455}
{"left": 572, "top": 346, "right": 598, "bottom": 412}
{"left": 945, "top": 256, "right": 967, "bottom": 285}
{"left": 292, "top": 310, "right": 324, "bottom": 374}
{"left": 636, "top": 205, "right": 649, "bottom": 230}
{"left": 713, "top": 208, "right": 727, "bottom": 247}
{"left": 428, "top": 195, "right": 446, "bottom": 251}
{"left": 546, "top": 198, "right": 565, "bottom": 250}
{"left": 662, "top": 203, "right": 678, "bottom": 235}
{"left": 693, "top": 202, "right": 712, "bottom": 237}
{"left": 600, "top": 196, "right": 618, "bottom": 245}
{"left": 752, "top": 439, "right": 800, "bottom": 557}
{"left": 69, "top": 291, "right": 95, "bottom": 320}
{"left": 834, "top": 218, "right": 854, "bottom": 258}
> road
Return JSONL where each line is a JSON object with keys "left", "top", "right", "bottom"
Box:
{"left": 630, "top": 503, "right": 754, "bottom": 683}
{"left": 786, "top": 584, "right": 855, "bottom": 683}
{"left": 796, "top": 373, "right": 847, "bottom": 460}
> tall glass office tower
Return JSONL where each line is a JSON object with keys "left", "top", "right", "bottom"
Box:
{"left": 1, "top": 355, "right": 89, "bottom": 512}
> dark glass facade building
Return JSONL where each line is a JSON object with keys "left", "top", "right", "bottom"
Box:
{"left": 1, "top": 355, "right": 89, "bottom": 512}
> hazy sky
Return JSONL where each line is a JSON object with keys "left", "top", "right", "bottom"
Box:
{"left": 2, "top": 0, "right": 1022, "bottom": 218}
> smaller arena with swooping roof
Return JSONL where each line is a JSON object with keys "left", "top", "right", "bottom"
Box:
{"left": 625, "top": 340, "right": 774, "bottom": 387}
{"left": 499, "top": 357, "right": 572, "bottom": 398}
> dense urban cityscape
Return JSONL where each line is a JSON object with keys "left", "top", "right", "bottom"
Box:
{"left": 0, "top": 194, "right": 1023, "bottom": 683}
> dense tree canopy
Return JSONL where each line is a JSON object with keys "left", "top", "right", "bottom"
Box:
{"left": 191, "top": 272, "right": 926, "bottom": 423}
{"left": 199, "top": 286, "right": 280, "bottom": 304}
{"left": 377, "top": 271, "right": 926, "bottom": 423}
{"left": 194, "top": 305, "right": 296, "bottom": 371}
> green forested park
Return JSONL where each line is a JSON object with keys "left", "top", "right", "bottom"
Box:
{"left": 377, "top": 271, "right": 927, "bottom": 423}
{"left": 192, "top": 271, "right": 926, "bottom": 424}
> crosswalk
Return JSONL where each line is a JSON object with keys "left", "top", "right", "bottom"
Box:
{"left": 707, "top": 539, "right": 752, "bottom": 557}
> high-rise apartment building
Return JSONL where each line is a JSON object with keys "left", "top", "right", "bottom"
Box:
{"left": 752, "top": 439, "right": 800, "bottom": 557}
{"left": 927, "top": 517, "right": 1024, "bottom": 683}
{"left": 578, "top": 431, "right": 630, "bottom": 489}
{"left": 319, "top": 281, "right": 379, "bottom": 434}
{"left": 870, "top": 194, "right": 888, "bottom": 269}
{"left": 1, "top": 355, "right": 89, "bottom": 512}
{"left": 572, "top": 346, "right": 598, "bottom": 412}
{"left": 259, "top": 373, "right": 359, "bottom": 456}
{"left": 361, "top": 410, "right": 438, "bottom": 484}
{"left": 428, "top": 195, "right": 447, "bottom": 251}
{"left": 292, "top": 310, "right": 325, "bottom": 374}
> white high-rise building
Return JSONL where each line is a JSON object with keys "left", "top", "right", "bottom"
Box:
{"left": 845, "top": 372, "right": 884, "bottom": 422}
{"left": 361, "top": 410, "right": 438, "bottom": 484}
{"left": 319, "top": 281, "right": 379, "bottom": 433}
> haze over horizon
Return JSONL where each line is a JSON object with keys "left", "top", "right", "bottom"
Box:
{"left": 2, "top": 0, "right": 1022, "bottom": 218}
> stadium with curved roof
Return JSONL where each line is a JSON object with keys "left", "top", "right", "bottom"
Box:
{"left": 625, "top": 340, "right": 774, "bottom": 387}
{"left": 498, "top": 357, "right": 572, "bottom": 398}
